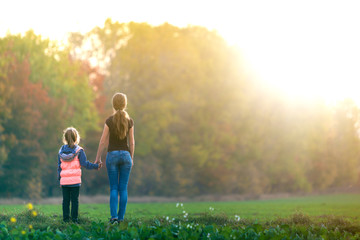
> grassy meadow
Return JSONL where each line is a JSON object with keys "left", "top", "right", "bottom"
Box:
{"left": 2, "top": 194, "right": 360, "bottom": 222}
{"left": 1, "top": 194, "right": 360, "bottom": 239}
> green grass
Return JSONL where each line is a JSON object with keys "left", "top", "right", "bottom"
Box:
{"left": 1, "top": 194, "right": 360, "bottom": 239}
{"left": 1, "top": 193, "right": 360, "bottom": 222}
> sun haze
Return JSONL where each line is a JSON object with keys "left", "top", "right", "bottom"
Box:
{"left": 1, "top": 0, "right": 360, "bottom": 104}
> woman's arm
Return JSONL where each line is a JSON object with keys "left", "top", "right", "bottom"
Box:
{"left": 128, "top": 126, "right": 135, "bottom": 166}
{"left": 95, "top": 124, "right": 110, "bottom": 164}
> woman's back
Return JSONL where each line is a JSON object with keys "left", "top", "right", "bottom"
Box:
{"left": 105, "top": 115, "right": 134, "bottom": 152}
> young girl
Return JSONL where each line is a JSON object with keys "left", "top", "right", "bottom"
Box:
{"left": 57, "top": 127, "right": 101, "bottom": 223}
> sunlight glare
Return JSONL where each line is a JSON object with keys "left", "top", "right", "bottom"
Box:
{"left": 218, "top": 1, "right": 360, "bottom": 105}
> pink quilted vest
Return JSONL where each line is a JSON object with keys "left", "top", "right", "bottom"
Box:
{"left": 60, "top": 147, "right": 82, "bottom": 185}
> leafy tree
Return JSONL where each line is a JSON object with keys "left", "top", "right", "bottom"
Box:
{"left": 0, "top": 32, "right": 99, "bottom": 198}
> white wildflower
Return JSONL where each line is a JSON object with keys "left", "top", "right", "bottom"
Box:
{"left": 235, "top": 215, "right": 240, "bottom": 221}
{"left": 176, "top": 203, "right": 179, "bottom": 208}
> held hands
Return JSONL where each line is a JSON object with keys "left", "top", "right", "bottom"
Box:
{"left": 97, "top": 161, "right": 103, "bottom": 170}
{"left": 95, "top": 158, "right": 103, "bottom": 170}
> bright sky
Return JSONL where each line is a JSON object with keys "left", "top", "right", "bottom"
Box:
{"left": 1, "top": 0, "right": 360, "bottom": 104}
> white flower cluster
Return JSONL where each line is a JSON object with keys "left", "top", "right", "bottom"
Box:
{"left": 234, "top": 215, "right": 241, "bottom": 221}
{"left": 163, "top": 216, "right": 175, "bottom": 223}
{"left": 186, "top": 224, "right": 193, "bottom": 229}
{"left": 176, "top": 202, "right": 183, "bottom": 208}
{"left": 209, "top": 207, "right": 214, "bottom": 211}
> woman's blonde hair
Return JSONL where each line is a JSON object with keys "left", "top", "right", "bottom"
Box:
{"left": 112, "top": 93, "right": 130, "bottom": 140}
{"left": 62, "top": 127, "right": 80, "bottom": 148}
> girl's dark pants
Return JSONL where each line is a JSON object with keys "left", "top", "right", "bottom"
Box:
{"left": 62, "top": 186, "right": 80, "bottom": 222}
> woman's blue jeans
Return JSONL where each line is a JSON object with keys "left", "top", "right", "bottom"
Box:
{"left": 106, "top": 150, "right": 132, "bottom": 220}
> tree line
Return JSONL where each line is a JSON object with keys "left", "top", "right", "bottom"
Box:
{"left": 0, "top": 19, "right": 359, "bottom": 199}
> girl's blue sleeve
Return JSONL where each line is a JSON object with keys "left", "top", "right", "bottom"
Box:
{"left": 57, "top": 155, "right": 61, "bottom": 181}
{"left": 78, "top": 150, "right": 99, "bottom": 169}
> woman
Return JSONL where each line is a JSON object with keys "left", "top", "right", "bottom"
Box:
{"left": 95, "top": 93, "right": 135, "bottom": 223}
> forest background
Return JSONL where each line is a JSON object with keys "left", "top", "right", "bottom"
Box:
{"left": 1, "top": 19, "right": 360, "bottom": 199}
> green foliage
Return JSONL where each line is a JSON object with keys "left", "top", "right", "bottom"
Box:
{"left": 1, "top": 213, "right": 360, "bottom": 239}
{"left": 0, "top": 31, "right": 99, "bottom": 198}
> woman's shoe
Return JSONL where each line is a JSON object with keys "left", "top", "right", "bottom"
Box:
{"left": 109, "top": 218, "right": 119, "bottom": 224}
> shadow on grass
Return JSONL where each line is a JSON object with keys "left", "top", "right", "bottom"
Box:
{"left": 271, "top": 212, "right": 360, "bottom": 234}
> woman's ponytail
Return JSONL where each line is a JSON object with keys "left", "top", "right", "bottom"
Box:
{"left": 112, "top": 93, "right": 130, "bottom": 140}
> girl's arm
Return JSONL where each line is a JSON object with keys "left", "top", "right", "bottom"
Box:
{"left": 57, "top": 155, "right": 61, "bottom": 181}
{"left": 95, "top": 124, "right": 110, "bottom": 164}
{"left": 128, "top": 126, "right": 135, "bottom": 166}
{"left": 79, "top": 150, "right": 99, "bottom": 169}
